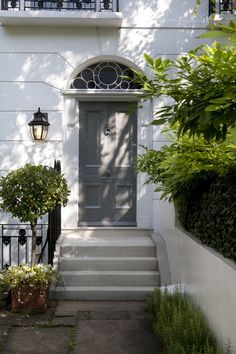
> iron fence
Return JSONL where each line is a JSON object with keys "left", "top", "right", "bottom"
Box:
{"left": 0, "top": 223, "right": 47, "bottom": 268}
{"left": 209, "top": 0, "right": 234, "bottom": 15}
{"left": 1, "top": 0, "right": 118, "bottom": 11}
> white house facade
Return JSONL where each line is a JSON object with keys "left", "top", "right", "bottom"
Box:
{"left": 1, "top": 1, "right": 236, "bottom": 349}
{"left": 0, "top": 0, "right": 216, "bottom": 229}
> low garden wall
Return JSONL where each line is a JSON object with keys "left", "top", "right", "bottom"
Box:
{"left": 153, "top": 199, "right": 236, "bottom": 352}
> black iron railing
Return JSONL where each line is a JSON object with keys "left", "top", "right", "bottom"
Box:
{"left": 46, "top": 160, "right": 62, "bottom": 266}
{"left": 0, "top": 223, "right": 47, "bottom": 268}
{"left": 38, "top": 160, "right": 62, "bottom": 266}
{"left": 1, "top": 0, "right": 20, "bottom": 10}
{"left": 209, "top": 0, "right": 234, "bottom": 15}
{"left": 1, "top": 0, "right": 118, "bottom": 11}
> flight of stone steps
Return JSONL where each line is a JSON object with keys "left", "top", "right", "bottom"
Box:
{"left": 54, "top": 228, "right": 160, "bottom": 300}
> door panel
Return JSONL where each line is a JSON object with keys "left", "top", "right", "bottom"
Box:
{"left": 79, "top": 102, "right": 137, "bottom": 226}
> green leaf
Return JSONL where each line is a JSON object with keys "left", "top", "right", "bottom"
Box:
{"left": 198, "top": 31, "right": 230, "bottom": 39}
{"left": 151, "top": 118, "right": 167, "bottom": 126}
{"left": 205, "top": 104, "right": 223, "bottom": 112}
{"left": 144, "top": 53, "right": 154, "bottom": 66}
{"left": 210, "top": 97, "right": 228, "bottom": 104}
{"left": 229, "top": 20, "right": 236, "bottom": 29}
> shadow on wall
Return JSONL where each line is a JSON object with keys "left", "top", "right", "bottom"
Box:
{"left": 0, "top": 0, "right": 210, "bottom": 226}
{"left": 120, "top": 0, "right": 207, "bottom": 26}
{"left": 0, "top": 0, "right": 209, "bottom": 70}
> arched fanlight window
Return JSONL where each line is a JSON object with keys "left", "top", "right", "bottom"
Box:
{"left": 70, "top": 61, "right": 141, "bottom": 90}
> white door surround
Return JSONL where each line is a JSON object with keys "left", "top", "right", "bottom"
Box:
{"left": 61, "top": 58, "right": 153, "bottom": 229}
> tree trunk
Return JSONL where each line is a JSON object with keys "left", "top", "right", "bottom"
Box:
{"left": 31, "top": 222, "right": 37, "bottom": 265}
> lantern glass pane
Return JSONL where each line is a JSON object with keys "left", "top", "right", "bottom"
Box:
{"left": 41, "top": 126, "right": 48, "bottom": 140}
{"left": 32, "top": 125, "right": 42, "bottom": 140}
{"left": 32, "top": 125, "right": 48, "bottom": 140}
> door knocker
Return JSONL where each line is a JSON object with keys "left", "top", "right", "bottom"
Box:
{"left": 104, "top": 124, "right": 111, "bottom": 136}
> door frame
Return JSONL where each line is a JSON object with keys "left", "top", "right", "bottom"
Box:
{"left": 78, "top": 101, "right": 137, "bottom": 227}
{"left": 62, "top": 90, "right": 153, "bottom": 229}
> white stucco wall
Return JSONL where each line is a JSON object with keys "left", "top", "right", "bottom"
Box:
{"left": 0, "top": 0, "right": 209, "bottom": 227}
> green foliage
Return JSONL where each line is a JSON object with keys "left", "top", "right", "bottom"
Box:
{"left": 68, "top": 325, "right": 78, "bottom": 354}
{"left": 0, "top": 264, "right": 59, "bottom": 304}
{"left": 0, "top": 164, "right": 70, "bottom": 225}
{"left": 136, "top": 127, "right": 236, "bottom": 261}
{"left": 199, "top": 21, "right": 236, "bottom": 45}
{"left": 134, "top": 42, "right": 236, "bottom": 141}
{"left": 148, "top": 288, "right": 223, "bottom": 354}
{"left": 179, "top": 171, "right": 236, "bottom": 261}
{"left": 0, "top": 264, "right": 56, "bottom": 290}
{"left": 0, "top": 164, "right": 70, "bottom": 264}
{"left": 136, "top": 128, "right": 236, "bottom": 203}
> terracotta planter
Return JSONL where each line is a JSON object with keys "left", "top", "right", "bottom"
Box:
{"left": 11, "top": 283, "right": 49, "bottom": 313}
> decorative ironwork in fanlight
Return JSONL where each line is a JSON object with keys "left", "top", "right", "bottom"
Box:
{"left": 71, "top": 62, "right": 140, "bottom": 90}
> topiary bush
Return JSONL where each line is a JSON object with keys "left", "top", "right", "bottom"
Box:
{"left": 0, "top": 164, "right": 70, "bottom": 264}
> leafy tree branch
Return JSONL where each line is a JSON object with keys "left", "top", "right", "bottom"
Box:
{"left": 134, "top": 42, "right": 236, "bottom": 141}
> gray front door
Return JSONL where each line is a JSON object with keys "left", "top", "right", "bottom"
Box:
{"left": 79, "top": 102, "right": 137, "bottom": 226}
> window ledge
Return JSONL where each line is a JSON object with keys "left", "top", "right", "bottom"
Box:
{"left": 0, "top": 10, "right": 122, "bottom": 27}
{"left": 62, "top": 89, "right": 143, "bottom": 101}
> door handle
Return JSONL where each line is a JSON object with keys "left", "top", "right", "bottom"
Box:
{"left": 104, "top": 125, "right": 111, "bottom": 136}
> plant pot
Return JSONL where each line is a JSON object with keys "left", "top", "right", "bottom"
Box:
{"left": 11, "top": 283, "right": 49, "bottom": 313}
{"left": 0, "top": 285, "right": 11, "bottom": 310}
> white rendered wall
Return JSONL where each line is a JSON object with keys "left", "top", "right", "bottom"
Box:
{"left": 0, "top": 0, "right": 209, "bottom": 226}
{"left": 154, "top": 201, "right": 236, "bottom": 352}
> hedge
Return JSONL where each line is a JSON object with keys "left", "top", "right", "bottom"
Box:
{"left": 178, "top": 171, "right": 236, "bottom": 261}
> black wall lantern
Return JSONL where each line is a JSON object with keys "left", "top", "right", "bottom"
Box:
{"left": 28, "top": 108, "right": 50, "bottom": 141}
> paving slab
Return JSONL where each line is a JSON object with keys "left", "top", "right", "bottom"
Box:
{"left": 1, "top": 327, "right": 71, "bottom": 354}
{"left": 89, "top": 310, "right": 131, "bottom": 320}
{"left": 0, "top": 300, "right": 159, "bottom": 354}
{"left": 51, "top": 316, "right": 77, "bottom": 326}
{"left": 75, "top": 319, "right": 160, "bottom": 354}
{"left": 0, "top": 306, "right": 55, "bottom": 327}
{"left": 55, "top": 300, "right": 147, "bottom": 316}
{"left": 0, "top": 327, "right": 10, "bottom": 338}
{"left": 0, "top": 327, "right": 10, "bottom": 352}
{"left": 77, "top": 311, "right": 90, "bottom": 320}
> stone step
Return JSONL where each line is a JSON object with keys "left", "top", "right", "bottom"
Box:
{"left": 53, "top": 285, "right": 158, "bottom": 301}
{"left": 60, "top": 244, "right": 156, "bottom": 257}
{"left": 56, "top": 229, "right": 159, "bottom": 300}
{"left": 61, "top": 228, "right": 152, "bottom": 240}
{"left": 59, "top": 256, "right": 158, "bottom": 271}
{"left": 61, "top": 270, "right": 160, "bottom": 286}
